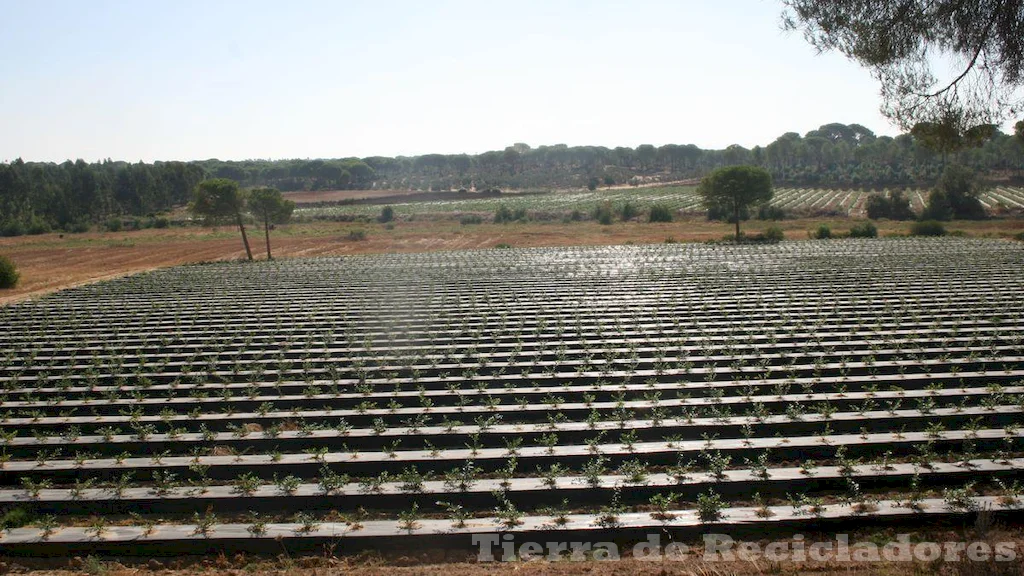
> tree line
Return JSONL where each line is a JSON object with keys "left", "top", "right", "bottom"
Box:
{"left": 2, "top": 122, "right": 1023, "bottom": 235}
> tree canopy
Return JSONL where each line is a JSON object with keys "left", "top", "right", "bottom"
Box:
{"left": 190, "top": 178, "right": 253, "bottom": 261}
{"left": 698, "top": 165, "right": 774, "bottom": 238}
{"left": 782, "top": 1, "right": 1024, "bottom": 129}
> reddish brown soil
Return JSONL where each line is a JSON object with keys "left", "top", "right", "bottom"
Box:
{"left": 1, "top": 218, "right": 1022, "bottom": 305}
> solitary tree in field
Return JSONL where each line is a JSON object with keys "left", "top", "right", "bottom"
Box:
{"left": 248, "top": 187, "right": 295, "bottom": 260}
{"left": 697, "top": 166, "right": 773, "bottom": 239}
{"left": 190, "top": 178, "right": 253, "bottom": 261}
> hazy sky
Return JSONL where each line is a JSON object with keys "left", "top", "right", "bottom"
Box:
{"left": 0, "top": 0, "right": 900, "bottom": 163}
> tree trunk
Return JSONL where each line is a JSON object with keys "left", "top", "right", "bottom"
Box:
{"left": 263, "top": 217, "right": 272, "bottom": 260}
{"left": 734, "top": 201, "right": 741, "bottom": 239}
{"left": 236, "top": 213, "right": 253, "bottom": 261}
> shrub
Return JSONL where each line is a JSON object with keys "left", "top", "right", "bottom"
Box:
{"left": 459, "top": 214, "right": 483, "bottom": 225}
{"left": 812, "top": 224, "right": 832, "bottom": 239}
{"left": 603, "top": 174, "right": 615, "bottom": 186}
{"left": 379, "top": 206, "right": 395, "bottom": 223}
{"left": 696, "top": 490, "right": 724, "bottom": 523}
{"left": 587, "top": 176, "right": 599, "bottom": 191}
{"left": 648, "top": 204, "right": 673, "bottom": 223}
{"left": 848, "top": 221, "right": 878, "bottom": 238}
{"left": 66, "top": 220, "right": 91, "bottom": 233}
{"left": 0, "top": 220, "right": 26, "bottom": 237}
{"left": 569, "top": 209, "right": 584, "bottom": 222}
{"left": 593, "top": 203, "right": 614, "bottom": 225}
{"left": 1, "top": 506, "right": 32, "bottom": 529}
{"left": 105, "top": 218, "right": 123, "bottom": 232}
{"left": 763, "top": 225, "right": 785, "bottom": 242}
{"left": 888, "top": 191, "right": 915, "bottom": 220}
{"left": 494, "top": 205, "right": 526, "bottom": 224}
{"left": 346, "top": 230, "right": 367, "bottom": 241}
{"left": 926, "top": 165, "right": 987, "bottom": 220}
{"left": 26, "top": 217, "right": 50, "bottom": 235}
{"left": 757, "top": 204, "right": 787, "bottom": 220}
{"left": 910, "top": 220, "right": 947, "bottom": 236}
{"left": 865, "top": 193, "right": 890, "bottom": 219}
{"left": 151, "top": 217, "right": 170, "bottom": 229}
{"left": 620, "top": 201, "right": 639, "bottom": 221}
{"left": 494, "top": 243, "right": 512, "bottom": 249}
{"left": 0, "top": 255, "right": 19, "bottom": 289}
{"left": 866, "top": 190, "right": 915, "bottom": 220}
{"left": 494, "top": 205, "right": 513, "bottom": 223}
{"left": 921, "top": 190, "right": 953, "bottom": 221}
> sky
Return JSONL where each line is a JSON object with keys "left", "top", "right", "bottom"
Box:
{"left": 0, "top": 0, "right": 901, "bottom": 163}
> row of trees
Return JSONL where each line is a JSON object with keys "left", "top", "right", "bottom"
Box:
{"left": 0, "top": 159, "right": 205, "bottom": 234}
{"left": 2, "top": 122, "right": 1023, "bottom": 235}
{"left": 212, "top": 123, "right": 1023, "bottom": 192}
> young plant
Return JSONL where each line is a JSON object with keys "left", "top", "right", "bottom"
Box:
{"left": 696, "top": 489, "right": 725, "bottom": 523}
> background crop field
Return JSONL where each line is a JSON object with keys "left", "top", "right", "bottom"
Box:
{"left": 292, "top": 186, "right": 1024, "bottom": 220}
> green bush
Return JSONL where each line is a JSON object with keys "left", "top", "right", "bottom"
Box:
{"left": 620, "top": 201, "right": 639, "bottom": 221}
{"left": 379, "top": 206, "right": 395, "bottom": 223}
{"left": 848, "top": 221, "right": 878, "bottom": 238}
{"left": 757, "top": 205, "right": 787, "bottom": 220}
{"left": 66, "top": 220, "right": 91, "bottom": 233}
{"left": 459, "top": 214, "right": 483, "bottom": 225}
{"left": 494, "top": 205, "right": 513, "bottom": 223}
{"left": 0, "top": 220, "right": 26, "bottom": 237}
{"left": 910, "top": 220, "right": 947, "bottom": 236}
{"left": 494, "top": 205, "right": 526, "bottom": 224}
{"left": 866, "top": 190, "right": 915, "bottom": 221}
{"left": 151, "top": 217, "right": 170, "bottom": 229}
{"left": 593, "top": 203, "right": 614, "bottom": 225}
{"left": 812, "top": 224, "right": 832, "bottom": 239}
{"left": 648, "top": 204, "right": 674, "bottom": 223}
{"left": 0, "top": 255, "right": 19, "bottom": 289}
{"left": 586, "top": 176, "right": 599, "bottom": 191}
{"left": 763, "top": 225, "right": 785, "bottom": 242}
{"left": 105, "top": 218, "right": 123, "bottom": 232}
{"left": 26, "top": 216, "right": 50, "bottom": 235}
{"left": 0, "top": 506, "right": 32, "bottom": 529}
{"left": 345, "top": 230, "right": 367, "bottom": 241}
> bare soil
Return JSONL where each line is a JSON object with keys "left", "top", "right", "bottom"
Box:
{"left": 1, "top": 217, "right": 1022, "bottom": 306}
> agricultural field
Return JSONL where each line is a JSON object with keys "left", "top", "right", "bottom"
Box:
{"left": 0, "top": 238, "right": 1023, "bottom": 557}
{"left": 292, "top": 186, "right": 1024, "bottom": 220}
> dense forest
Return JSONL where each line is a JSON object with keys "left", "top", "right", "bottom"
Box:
{"left": 2, "top": 122, "right": 1023, "bottom": 234}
